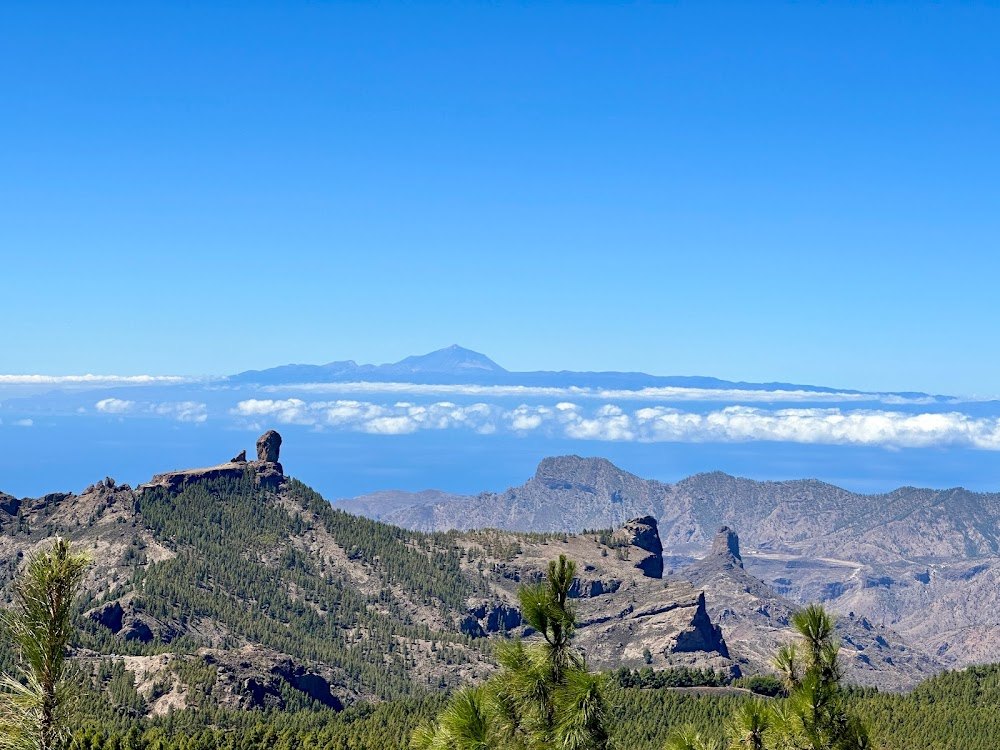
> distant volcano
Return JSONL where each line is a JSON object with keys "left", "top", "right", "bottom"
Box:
{"left": 381, "top": 345, "right": 506, "bottom": 374}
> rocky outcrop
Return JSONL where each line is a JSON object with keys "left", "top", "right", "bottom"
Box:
{"left": 87, "top": 599, "right": 178, "bottom": 643}
{"left": 206, "top": 648, "right": 345, "bottom": 711}
{"left": 689, "top": 526, "right": 744, "bottom": 573}
{"left": 0, "top": 492, "right": 20, "bottom": 517}
{"left": 139, "top": 464, "right": 249, "bottom": 493}
{"left": 571, "top": 578, "right": 732, "bottom": 672}
{"left": 139, "top": 432, "right": 284, "bottom": 493}
{"left": 675, "top": 592, "right": 729, "bottom": 657}
{"left": 681, "top": 528, "right": 940, "bottom": 690}
{"left": 569, "top": 577, "right": 622, "bottom": 597}
{"left": 612, "top": 516, "right": 664, "bottom": 578}
{"left": 252, "top": 460, "right": 284, "bottom": 489}
{"left": 461, "top": 602, "right": 523, "bottom": 637}
{"left": 256, "top": 430, "right": 282, "bottom": 462}
{"left": 89, "top": 601, "right": 125, "bottom": 633}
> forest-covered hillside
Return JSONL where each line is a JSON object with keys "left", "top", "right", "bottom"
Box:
{"left": 57, "top": 664, "right": 1000, "bottom": 750}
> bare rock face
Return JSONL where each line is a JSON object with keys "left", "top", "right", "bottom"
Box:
{"left": 251, "top": 460, "right": 284, "bottom": 489}
{"left": 571, "top": 578, "right": 732, "bottom": 672}
{"left": 612, "top": 515, "right": 664, "bottom": 578}
{"left": 231, "top": 450, "right": 247, "bottom": 464}
{"left": 461, "top": 601, "right": 523, "bottom": 637}
{"left": 0, "top": 492, "right": 21, "bottom": 517}
{"left": 711, "top": 526, "right": 743, "bottom": 568}
{"left": 86, "top": 599, "right": 178, "bottom": 644}
{"left": 256, "top": 431, "right": 282, "bottom": 463}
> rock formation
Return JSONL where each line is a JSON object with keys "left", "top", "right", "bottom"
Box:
{"left": 681, "top": 527, "right": 938, "bottom": 689}
{"left": 710, "top": 526, "right": 743, "bottom": 569}
{"left": 257, "top": 430, "right": 282, "bottom": 463}
{"left": 611, "top": 515, "right": 664, "bottom": 578}
{"left": 139, "top": 431, "right": 284, "bottom": 492}
{"left": 460, "top": 602, "right": 523, "bottom": 638}
{"left": 571, "top": 578, "right": 733, "bottom": 672}
{"left": 0, "top": 492, "right": 21, "bottom": 517}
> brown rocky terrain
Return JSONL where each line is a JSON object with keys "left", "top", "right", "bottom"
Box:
{"left": 339, "top": 455, "right": 1000, "bottom": 676}
{"left": 0, "top": 436, "right": 745, "bottom": 717}
{"left": 0, "top": 440, "right": 967, "bottom": 719}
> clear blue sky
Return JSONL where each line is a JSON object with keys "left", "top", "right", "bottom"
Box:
{"left": 3, "top": 2, "right": 998, "bottom": 395}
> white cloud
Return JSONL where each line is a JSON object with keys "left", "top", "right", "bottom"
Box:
{"left": 631, "top": 405, "right": 1000, "bottom": 450}
{"left": 95, "top": 398, "right": 207, "bottom": 423}
{"left": 366, "top": 416, "right": 419, "bottom": 435}
{"left": 230, "top": 397, "right": 1000, "bottom": 451}
{"left": 232, "top": 398, "right": 505, "bottom": 435}
{"left": 255, "top": 380, "right": 962, "bottom": 405}
{"left": 96, "top": 398, "right": 136, "bottom": 414}
{"left": 510, "top": 404, "right": 545, "bottom": 431}
{"left": 0, "top": 375, "right": 191, "bottom": 386}
{"left": 152, "top": 401, "right": 208, "bottom": 423}
{"left": 13, "top": 418, "right": 33, "bottom": 427}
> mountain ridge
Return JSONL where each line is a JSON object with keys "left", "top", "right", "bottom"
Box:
{"left": 227, "top": 345, "right": 945, "bottom": 399}
{"left": 0, "top": 432, "right": 948, "bottom": 721}
{"left": 337, "top": 454, "right": 1000, "bottom": 672}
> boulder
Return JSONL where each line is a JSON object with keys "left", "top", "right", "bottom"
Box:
{"left": 231, "top": 450, "right": 247, "bottom": 464}
{"left": 256, "top": 430, "right": 282, "bottom": 462}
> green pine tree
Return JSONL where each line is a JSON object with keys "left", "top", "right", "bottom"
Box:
{"left": 767, "top": 604, "right": 871, "bottom": 750}
{"left": 0, "top": 538, "right": 89, "bottom": 750}
{"left": 412, "top": 555, "right": 610, "bottom": 750}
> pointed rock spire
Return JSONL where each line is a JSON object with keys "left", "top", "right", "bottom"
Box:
{"left": 710, "top": 526, "right": 743, "bottom": 568}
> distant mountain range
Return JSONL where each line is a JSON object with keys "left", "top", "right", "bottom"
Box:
{"left": 338, "top": 455, "right": 1000, "bottom": 671}
{"left": 229, "top": 344, "right": 936, "bottom": 397}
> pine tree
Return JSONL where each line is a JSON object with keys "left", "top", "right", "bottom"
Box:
{"left": 769, "top": 604, "right": 871, "bottom": 750}
{"left": 412, "top": 555, "right": 610, "bottom": 750}
{"left": 0, "top": 538, "right": 89, "bottom": 750}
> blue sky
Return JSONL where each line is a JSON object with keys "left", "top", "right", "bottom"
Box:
{"left": 3, "top": 2, "right": 998, "bottom": 395}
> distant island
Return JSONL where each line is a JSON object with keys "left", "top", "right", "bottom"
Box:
{"left": 228, "top": 344, "right": 943, "bottom": 399}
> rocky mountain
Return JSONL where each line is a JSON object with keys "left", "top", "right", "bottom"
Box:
{"left": 338, "top": 455, "right": 1000, "bottom": 675}
{"left": 0, "top": 433, "right": 770, "bottom": 719}
{"left": 1, "top": 431, "right": 950, "bottom": 726}
{"left": 681, "top": 527, "right": 940, "bottom": 689}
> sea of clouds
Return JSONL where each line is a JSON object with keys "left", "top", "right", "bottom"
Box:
{"left": 3, "top": 378, "right": 1000, "bottom": 452}
{"left": 227, "top": 397, "right": 1000, "bottom": 451}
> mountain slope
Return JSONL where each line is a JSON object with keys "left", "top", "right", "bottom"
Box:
{"left": 0, "top": 468, "right": 496, "bottom": 711}
{"left": 339, "top": 455, "right": 1000, "bottom": 674}
{"left": 0, "top": 437, "right": 746, "bottom": 718}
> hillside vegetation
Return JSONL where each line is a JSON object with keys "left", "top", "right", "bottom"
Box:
{"left": 53, "top": 665, "right": 1000, "bottom": 750}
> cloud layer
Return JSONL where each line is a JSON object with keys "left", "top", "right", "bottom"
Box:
{"left": 259, "top": 381, "right": 948, "bottom": 405}
{"left": 1, "top": 375, "right": 191, "bottom": 386}
{"left": 231, "top": 398, "right": 1000, "bottom": 451}
{"left": 96, "top": 398, "right": 207, "bottom": 423}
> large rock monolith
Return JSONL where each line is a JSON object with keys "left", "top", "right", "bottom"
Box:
{"left": 256, "top": 430, "right": 282, "bottom": 463}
